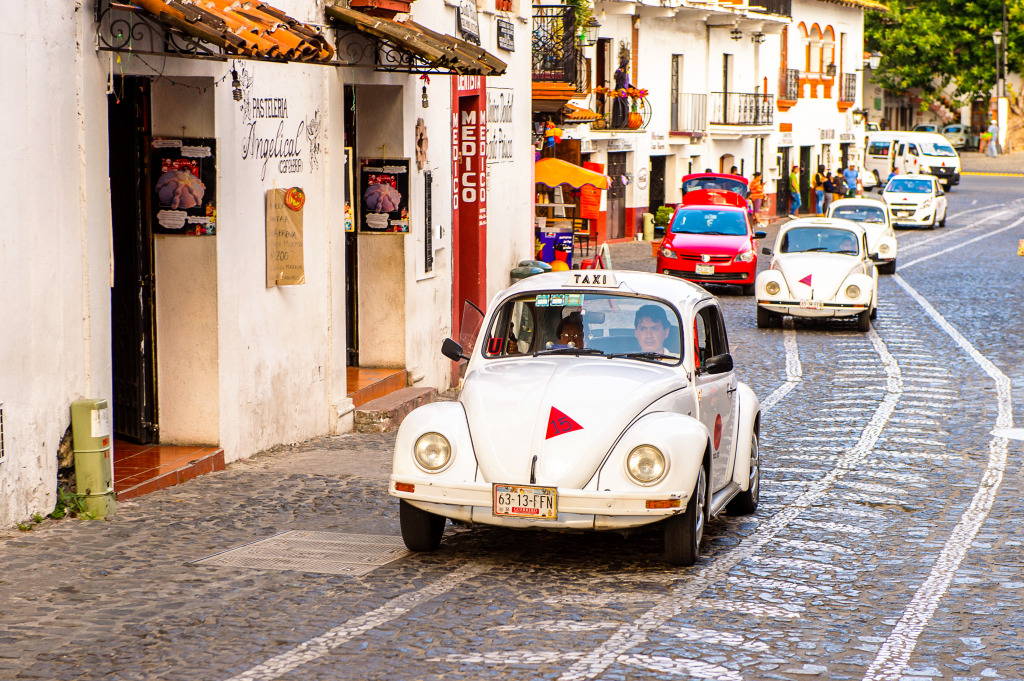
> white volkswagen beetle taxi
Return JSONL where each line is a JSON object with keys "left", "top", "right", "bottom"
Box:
{"left": 756, "top": 218, "right": 879, "bottom": 331}
{"left": 827, "top": 198, "right": 898, "bottom": 274}
{"left": 390, "top": 271, "right": 761, "bottom": 566}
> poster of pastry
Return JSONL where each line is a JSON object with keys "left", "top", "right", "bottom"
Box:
{"left": 359, "top": 158, "right": 410, "bottom": 233}
{"left": 151, "top": 138, "right": 217, "bottom": 235}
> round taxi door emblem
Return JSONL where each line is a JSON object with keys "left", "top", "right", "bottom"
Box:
{"left": 713, "top": 414, "right": 723, "bottom": 450}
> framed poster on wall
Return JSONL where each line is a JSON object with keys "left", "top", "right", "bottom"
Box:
{"left": 359, "top": 158, "right": 410, "bottom": 233}
{"left": 150, "top": 137, "right": 217, "bottom": 235}
{"left": 344, "top": 147, "right": 355, "bottom": 233}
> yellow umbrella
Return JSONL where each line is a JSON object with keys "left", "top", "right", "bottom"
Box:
{"left": 535, "top": 157, "right": 610, "bottom": 190}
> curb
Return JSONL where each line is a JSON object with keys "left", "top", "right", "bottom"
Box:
{"left": 961, "top": 171, "right": 1024, "bottom": 177}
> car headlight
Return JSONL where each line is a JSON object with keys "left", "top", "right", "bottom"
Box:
{"left": 734, "top": 249, "right": 755, "bottom": 263}
{"left": 879, "top": 243, "right": 890, "bottom": 255}
{"left": 414, "top": 433, "right": 451, "bottom": 471}
{"left": 660, "top": 247, "right": 678, "bottom": 259}
{"left": 765, "top": 280, "right": 781, "bottom": 296}
{"left": 845, "top": 284, "right": 861, "bottom": 299}
{"left": 626, "top": 445, "right": 667, "bottom": 485}
{"left": 920, "top": 199, "right": 932, "bottom": 210}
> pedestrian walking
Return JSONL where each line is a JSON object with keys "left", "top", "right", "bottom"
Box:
{"left": 822, "top": 170, "right": 834, "bottom": 214}
{"left": 832, "top": 167, "right": 845, "bottom": 203}
{"left": 842, "top": 163, "right": 860, "bottom": 198}
{"left": 789, "top": 164, "right": 801, "bottom": 216}
{"left": 987, "top": 119, "right": 1000, "bottom": 157}
{"left": 749, "top": 171, "right": 765, "bottom": 224}
{"left": 813, "top": 164, "right": 827, "bottom": 215}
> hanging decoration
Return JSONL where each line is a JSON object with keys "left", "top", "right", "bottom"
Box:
{"left": 544, "top": 121, "right": 563, "bottom": 148}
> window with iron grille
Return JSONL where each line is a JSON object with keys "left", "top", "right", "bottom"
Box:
{"left": 784, "top": 69, "right": 800, "bottom": 99}
{"left": 841, "top": 73, "right": 857, "bottom": 102}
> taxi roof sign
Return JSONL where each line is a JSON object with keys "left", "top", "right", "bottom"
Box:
{"left": 564, "top": 271, "right": 619, "bottom": 287}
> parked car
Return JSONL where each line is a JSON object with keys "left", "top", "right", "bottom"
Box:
{"left": 859, "top": 167, "right": 878, "bottom": 191}
{"left": 912, "top": 123, "right": 939, "bottom": 133}
{"left": 827, "top": 198, "right": 898, "bottom": 274}
{"left": 882, "top": 174, "right": 948, "bottom": 229}
{"left": 755, "top": 218, "right": 878, "bottom": 331}
{"left": 391, "top": 271, "right": 762, "bottom": 566}
{"left": 680, "top": 172, "right": 749, "bottom": 198}
{"left": 942, "top": 123, "right": 978, "bottom": 150}
{"left": 656, "top": 190, "right": 767, "bottom": 295}
{"left": 865, "top": 122, "right": 880, "bottom": 132}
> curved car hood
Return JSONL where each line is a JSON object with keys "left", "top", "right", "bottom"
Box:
{"left": 775, "top": 253, "right": 862, "bottom": 299}
{"left": 461, "top": 358, "right": 682, "bottom": 488}
{"left": 884, "top": 193, "right": 927, "bottom": 205}
{"left": 668, "top": 233, "right": 751, "bottom": 255}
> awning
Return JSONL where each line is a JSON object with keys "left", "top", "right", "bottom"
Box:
{"left": 121, "top": 0, "right": 335, "bottom": 62}
{"left": 326, "top": 5, "right": 506, "bottom": 76}
{"left": 535, "top": 158, "right": 610, "bottom": 190}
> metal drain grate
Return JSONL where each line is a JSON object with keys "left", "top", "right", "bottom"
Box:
{"left": 190, "top": 531, "right": 409, "bottom": 576}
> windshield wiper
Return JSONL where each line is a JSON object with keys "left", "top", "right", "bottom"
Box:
{"left": 799, "top": 247, "right": 830, "bottom": 252}
{"left": 534, "top": 347, "right": 605, "bottom": 357}
{"left": 606, "top": 351, "right": 674, "bottom": 362}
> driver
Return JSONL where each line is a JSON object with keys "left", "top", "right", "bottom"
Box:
{"left": 838, "top": 234, "right": 858, "bottom": 253}
{"left": 556, "top": 312, "right": 585, "bottom": 348}
{"left": 634, "top": 305, "right": 673, "bottom": 354}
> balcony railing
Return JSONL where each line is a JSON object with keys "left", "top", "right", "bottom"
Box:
{"left": 709, "top": 92, "right": 774, "bottom": 125}
{"left": 748, "top": 0, "right": 792, "bottom": 16}
{"left": 782, "top": 69, "right": 800, "bottom": 100}
{"left": 840, "top": 73, "right": 857, "bottom": 102}
{"left": 532, "top": 5, "right": 581, "bottom": 87}
{"left": 671, "top": 93, "right": 707, "bottom": 134}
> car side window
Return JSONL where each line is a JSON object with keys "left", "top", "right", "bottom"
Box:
{"left": 694, "top": 305, "right": 729, "bottom": 373}
{"left": 909, "top": 143, "right": 919, "bottom": 156}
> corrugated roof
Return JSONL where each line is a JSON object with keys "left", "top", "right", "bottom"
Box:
{"left": 132, "top": 0, "right": 335, "bottom": 62}
{"left": 821, "top": 0, "right": 888, "bottom": 11}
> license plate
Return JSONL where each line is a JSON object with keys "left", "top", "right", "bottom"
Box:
{"left": 799, "top": 299, "right": 823, "bottom": 310}
{"left": 493, "top": 484, "right": 557, "bottom": 519}
{"left": 898, "top": 210, "right": 912, "bottom": 217}
{"left": 695, "top": 263, "right": 715, "bottom": 275}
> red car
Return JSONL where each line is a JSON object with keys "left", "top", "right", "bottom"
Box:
{"left": 656, "top": 190, "right": 767, "bottom": 295}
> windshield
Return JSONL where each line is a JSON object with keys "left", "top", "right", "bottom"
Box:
{"left": 682, "top": 177, "right": 748, "bottom": 197}
{"left": 831, "top": 205, "right": 887, "bottom": 224}
{"left": 779, "top": 227, "right": 861, "bottom": 255}
{"left": 483, "top": 293, "right": 682, "bottom": 363}
{"left": 886, "top": 178, "right": 932, "bottom": 193}
{"left": 671, "top": 208, "right": 748, "bottom": 236}
{"left": 919, "top": 142, "right": 957, "bottom": 157}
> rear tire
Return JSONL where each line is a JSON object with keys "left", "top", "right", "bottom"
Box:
{"left": 756, "top": 306, "right": 771, "bottom": 329}
{"left": 726, "top": 433, "right": 760, "bottom": 515}
{"left": 857, "top": 309, "right": 871, "bottom": 332}
{"left": 665, "top": 464, "right": 706, "bottom": 566}
{"left": 399, "top": 499, "right": 446, "bottom": 551}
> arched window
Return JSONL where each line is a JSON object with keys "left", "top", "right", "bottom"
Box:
{"left": 822, "top": 26, "right": 835, "bottom": 76}
{"left": 808, "top": 24, "right": 822, "bottom": 73}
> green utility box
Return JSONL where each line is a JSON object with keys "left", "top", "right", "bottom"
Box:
{"left": 70, "top": 399, "right": 117, "bottom": 518}
{"left": 510, "top": 259, "right": 552, "bottom": 283}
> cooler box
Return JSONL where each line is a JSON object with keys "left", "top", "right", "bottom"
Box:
{"left": 535, "top": 226, "right": 573, "bottom": 269}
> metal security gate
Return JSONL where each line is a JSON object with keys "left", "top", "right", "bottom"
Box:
{"left": 109, "top": 76, "right": 157, "bottom": 443}
{"left": 606, "top": 152, "right": 626, "bottom": 240}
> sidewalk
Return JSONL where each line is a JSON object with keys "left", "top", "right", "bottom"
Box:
{"left": 959, "top": 149, "right": 1024, "bottom": 174}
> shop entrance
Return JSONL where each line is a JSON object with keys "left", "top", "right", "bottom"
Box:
{"left": 108, "top": 75, "right": 157, "bottom": 444}
{"left": 606, "top": 152, "right": 626, "bottom": 239}
{"left": 777, "top": 147, "right": 791, "bottom": 215}
{"left": 648, "top": 155, "right": 666, "bottom": 217}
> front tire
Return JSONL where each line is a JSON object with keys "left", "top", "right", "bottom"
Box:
{"left": 939, "top": 210, "right": 947, "bottom": 227}
{"left": 857, "top": 309, "right": 871, "bottom": 331}
{"left": 727, "top": 433, "right": 760, "bottom": 515}
{"left": 927, "top": 214, "right": 936, "bottom": 230}
{"left": 400, "top": 499, "right": 446, "bottom": 551}
{"left": 756, "top": 306, "right": 771, "bottom": 328}
{"left": 878, "top": 260, "right": 896, "bottom": 275}
{"left": 665, "top": 464, "right": 706, "bottom": 566}
{"left": 741, "top": 283, "right": 755, "bottom": 296}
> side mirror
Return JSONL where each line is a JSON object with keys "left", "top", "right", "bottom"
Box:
{"left": 753, "top": 231, "right": 767, "bottom": 240}
{"left": 441, "top": 338, "right": 469, "bottom": 362}
{"left": 703, "top": 353, "right": 734, "bottom": 375}
{"left": 761, "top": 246, "right": 772, "bottom": 255}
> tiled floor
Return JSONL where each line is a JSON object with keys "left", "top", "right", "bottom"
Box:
{"left": 114, "top": 441, "right": 224, "bottom": 501}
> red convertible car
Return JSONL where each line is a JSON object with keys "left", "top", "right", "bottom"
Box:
{"left": 656, "top": 190, "right": 767, "bottom": 295}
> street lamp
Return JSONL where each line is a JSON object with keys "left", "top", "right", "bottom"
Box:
{"left": 581, "top": 17, "right": 601, "bottom": 47}
{"left": 868, "top": 52, "right": 881, "bottom": 70}
{"left": 993, "top": 30, "right": 1003, "bottom": 97}
{"left": 825, "top": 62, "right": 837, "bottom": 77}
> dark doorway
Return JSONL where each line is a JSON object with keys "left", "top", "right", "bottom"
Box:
{"left": 799, "top": 146, "right": 812, "bottom": 214}
{"left": 108, "top": 76, "right": 156, "bottom": 443}
{"left": 777, "top": 147, "right": 791, "bottom": 215}
{"left": 606, "top": 152, "right": 626, "bottom": 239}
{"left": 840, "top": 143, "right": 850, "bottom": 170}
{"left": 649, "top": 156, "right": 666, "bottom": 218}
{"left": 344, "top": 85, "right": 359, "bottom": 366}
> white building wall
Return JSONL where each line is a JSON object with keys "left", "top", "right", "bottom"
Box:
{"left": 0, "top": 1, "right": 113, "bottom": 525}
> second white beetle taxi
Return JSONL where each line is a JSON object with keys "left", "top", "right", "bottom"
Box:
{"left": 390, "top": 271, "right": 762, "bottom": 566}
{"left": 756, "top": 218, "right": 878, "bottom": 331}
{"left": 827, "top": 198, "right": 898, "bottom": 274}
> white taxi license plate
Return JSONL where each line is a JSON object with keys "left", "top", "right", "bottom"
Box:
{"left": 897, "top": 210, "right": 912, "bottom": 217}
{"left": 799, "top": 299, "right": 823, "bottom": 310}
{"left": 695, "top": 263, "right": 715, "bottom": 275}
{"left": 493, "top": 484, "right": 557, "bottom": 519}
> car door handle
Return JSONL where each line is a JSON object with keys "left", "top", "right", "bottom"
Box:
{"left": 727, "top": 385, "right": 737, "bottom": 394}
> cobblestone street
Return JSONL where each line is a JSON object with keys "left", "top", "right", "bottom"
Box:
{"left": 2, "top": 175, "right": 1023, "bottom": 681}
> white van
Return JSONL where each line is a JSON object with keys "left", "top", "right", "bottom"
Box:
{"left": 865, "top": 132, "right": 961, "bottom": 191}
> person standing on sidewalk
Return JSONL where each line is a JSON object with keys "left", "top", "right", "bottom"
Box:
{"left": 789, "top": 164, "right": 801, "bottom": 217}
{"left": 987, "top": 119, "right": 1000, "bottom": 157}
{"left": 843, "top": 163, "right": 860, "bottom": 197}
{"left": 749, "top": 171, "right": 765, "bottom": 225}
{"left": 813, "top": 164, "right": 827, "bottom": 215}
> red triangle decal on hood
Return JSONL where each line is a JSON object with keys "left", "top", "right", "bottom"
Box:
{"left": 798, "top": 274, "right": 812, "bottom": 286}
{"left": 546, "top": 407, "right": 584, "bottom": 439}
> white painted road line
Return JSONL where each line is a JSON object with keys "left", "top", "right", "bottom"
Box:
{"left": 900, "top": 214, "right": 1024, "bottom": 269}
{"left": 761, "top": 320, "right": 801, "bottom": 413}
{"left": 223, "top": 563, "right": 487, "bottom": 681}
{"left": 862, "top": 276, "right": 1013, "bottom": 681}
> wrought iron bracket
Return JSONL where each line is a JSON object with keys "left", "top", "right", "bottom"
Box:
{"left": 335, "top": 28, "right": 472, "bottom": 75}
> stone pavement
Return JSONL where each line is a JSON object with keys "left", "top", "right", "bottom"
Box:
{"left": 959, "top": 149, "right": 1024, "bottom": 174}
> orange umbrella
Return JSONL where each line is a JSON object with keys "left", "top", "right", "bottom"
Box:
{"left": 535, "top": 157, "right": 610, "bottom": 190}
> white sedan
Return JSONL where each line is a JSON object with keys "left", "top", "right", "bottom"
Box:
{"left": 390, "top": 271, "right": 762, "bottom": 566}
{"left": 882, "top": 174, "right": 948, "bottom": 229}
{"left": 827, "top": 198, "right": 898, "bottom": 274}
{"left": 755, "top": 218, "right": 879, "bottom": 331}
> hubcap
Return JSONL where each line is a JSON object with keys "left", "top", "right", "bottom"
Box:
{"left": 749, "top": 436, "right": 760, "bottom": 502}
{"left": 694, "top": 467, "right": 706, "bottom": 545}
